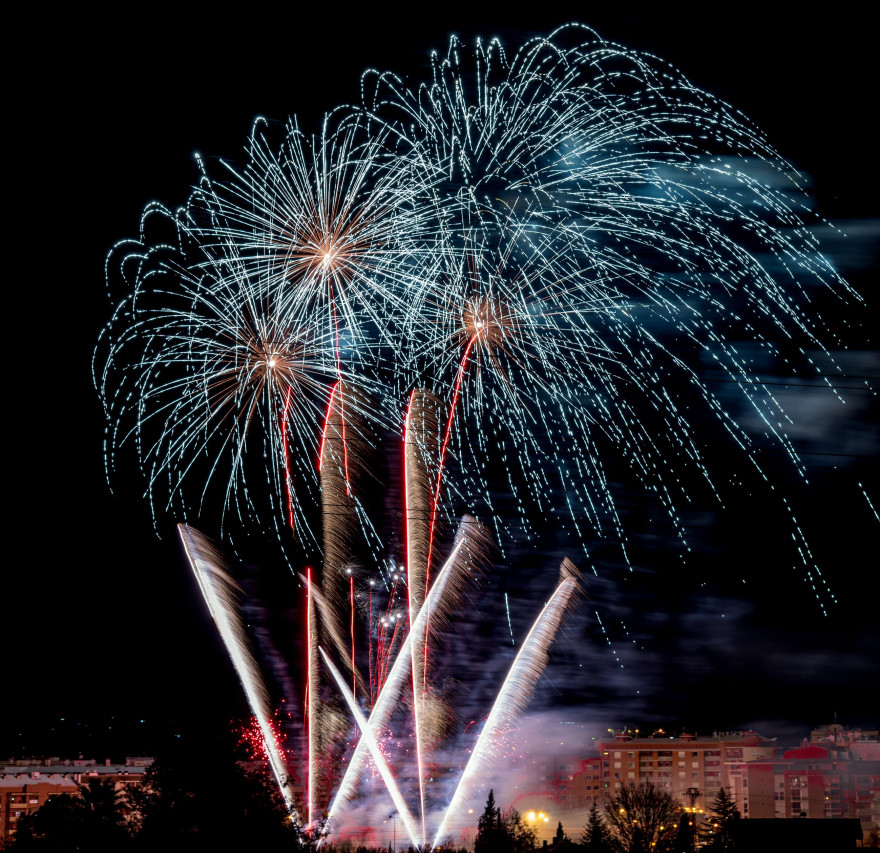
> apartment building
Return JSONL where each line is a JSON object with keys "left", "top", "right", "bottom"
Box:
{"left": 0, "top": 756, "right": 152, "bottom": 845}
{"left": 595, "top": 731, "right": 776, "bottom": 804}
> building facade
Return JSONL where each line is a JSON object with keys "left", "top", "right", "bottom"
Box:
{"left": 0, "top": 757, "right": 152, "bottom": 845}
{"left": 596, "top": 731, "right": 776, "bottom": 806}
{"left": 743, "top": 742, "right": 880, "bottom": 844}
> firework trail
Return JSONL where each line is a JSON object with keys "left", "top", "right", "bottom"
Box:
{"left": 304, "top": 380, "right": 374, "bottom": 818}
{"left": 326, "top": 516, "right": 492, "bottom": 830}
{"left": 432, "top": 558, "right": 582, "bottom": 846}
{"left": 321, "top": 648, "right": 421, "bottom": 848}
{"left": 404, "top": 388, "right": 443, "bottom": 837}
{"left": 404, "top": 389, "right": 443, "bottom": 616}
{"left": 178, "top": 524, "right": 298, "bottom": 818}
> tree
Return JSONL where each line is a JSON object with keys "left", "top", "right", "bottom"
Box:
{"left": 7, "top": 791, "right": 131, "bottom": 853}
{"left": 501, "top": 809, "right": 537, "bottom": 853}
{"left": 669, "top": 808, "right": 695, "bottom": 853}
{"left": 703, "top": 787, "right": 739, "bottom": 851}
{"left": 581, "top": 805, "right": 613, "bottom": 853}
{"left": 604, "top": 782, "right": 679, "bottom": 853}
{"left": 474, "top": 789, "right": 504, "bottom": 853}
{"left": 129, "top": 756, "right": 302, "bottom": 851}
{"left": 473, "top": 793, "right": 536, "bottom": 853}
{"left": 671, "top": 788, "right": 701, "bottom": 853}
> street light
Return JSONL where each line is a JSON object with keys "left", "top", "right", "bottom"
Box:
{"left": 388, "top": 813, "right": 398, "bottom": 853}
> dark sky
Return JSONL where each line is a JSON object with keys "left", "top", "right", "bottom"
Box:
{"left": 6, "top": 4, "right": 877, "bottom": 761}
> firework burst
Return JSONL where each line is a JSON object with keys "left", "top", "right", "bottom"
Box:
{"left": 363, "top": 25, "right": 859, "bottom": 600}
{"left": 183, "top": 110, "right": 438, "bottom": 348}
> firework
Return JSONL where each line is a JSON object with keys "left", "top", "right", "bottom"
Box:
{"left": 97, "top": 21, "right": 866, "bottom": 848}
{"left": 184, "top": 110, "right": 439, "bottom": 353}
{"left": 365, "top": 25, "right": 858, "bottom": 601}
{"left": 432, "top": 559, "right": 582, "bottom": 846}
{"left": 96, "top": 237, "right": 366, "bottom": 551}
{"left": 178, "top": 524, "right": 298, "bottom": 817}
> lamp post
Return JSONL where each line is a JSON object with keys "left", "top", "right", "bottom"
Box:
{"left": 389, "top": 812, "right": 398, "bottom": 853}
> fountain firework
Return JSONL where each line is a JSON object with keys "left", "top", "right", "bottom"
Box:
{"left": 96, "top": 22, "right": 865, "bottom": 847}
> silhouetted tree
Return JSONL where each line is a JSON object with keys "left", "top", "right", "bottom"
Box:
{"left": 7, "top": 791, "right": 131, "bottom": 852}
{"left": 554, "top": 821, "right": 564, "bottom": 844}
{"left": 128, "top": 755, "right": 301, "bottom": 851}
{"left": 77, "top": 777, "right": 127, "bottom": 823}
{"left": 670, "top": 809, "right": 695, "bottom": 853}
{"left": 604, "top": 783, "right": 679, "bottom": 853}
{"left": 581, "top": 804, "right": 613, "bottom": 853}
{"left": 703, "top": 787, "right": 739, "bottom": 851}
{"left": 474, "top": 789, "right": 504, "bottom": 853}
{"left": 502, "top": 809, "right": 537, "bottom": 853}
{"left": 473, "top": 793, "right": 537, "bottom": 853}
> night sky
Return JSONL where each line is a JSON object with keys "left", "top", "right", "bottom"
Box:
{"left": 6, "top": 4, "right": 877, "bottom": 763}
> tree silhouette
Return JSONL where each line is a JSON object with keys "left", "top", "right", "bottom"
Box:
{"left": 581, "top": 804, "right": 613, "bottom": 852}
{"left": 703, "top": 787, "right": 739, "bottom": 851}
{"left": 473, "top": 793, "right": 536, "bottom": 853}
{"left": 474, "top": 789, "right": 504, "bottom": 853}
{"left": 604, "top": 782, "right": 679, "bottom": 853}
{"left": 553, "top": 821, "right": 565, "bottom": 845}
{"left": 77, "top": 777, "right": 126, "bottom": 824}
{"left": 8, "top": 791, "right": 131, "bottom": 853}
{"left": 502, "top": 809, "right": 537, "bottom": 853}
